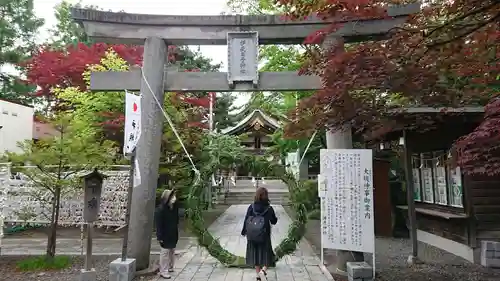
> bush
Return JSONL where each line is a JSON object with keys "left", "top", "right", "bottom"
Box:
{"left": 292, "top": 179, "right": 319, "bottom": 212}
{"left": 308, "top": 209, "right": 321, "bottom": 220}
{"left": 16, "top": 256, "right": 72, "bottom": 271}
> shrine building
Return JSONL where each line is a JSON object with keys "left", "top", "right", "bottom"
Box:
{"left": 220, "top": 109, "right": 281, "bottom": 177}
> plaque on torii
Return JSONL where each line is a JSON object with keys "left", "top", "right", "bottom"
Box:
{"left": 227, "top": 31, "right": 259, "bottom": 88}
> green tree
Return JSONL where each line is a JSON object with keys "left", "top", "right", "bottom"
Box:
{"left": 8, "top": 114, "right": 115, "bottom": 258}
{"left": 47, "top": 0, "right": 98, "bottom": 48}
{"left": 202, "top": 133, "right": 247, "bottom": 171}
{"left": 226, "top": 0, "right": 280, "bottom": 14}
{"left": 55, "top": 50, "right": 130, "bottom": 142}
{"left": 0, "top": 0, "right": 44, "bottom": 104}
{"left": 214, "top": 92, "right": 238, "bottom": 130}
{"left": 174, "top": 46, "right": 237, "bottom": 130}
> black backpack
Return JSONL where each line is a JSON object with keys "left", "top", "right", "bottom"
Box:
{"left": 245, "top": 204, "right": 269, "bottom": 243}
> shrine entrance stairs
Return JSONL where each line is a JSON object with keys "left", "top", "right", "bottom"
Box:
{"left": 221, "top": 179, "right": 290, "bottom": 205}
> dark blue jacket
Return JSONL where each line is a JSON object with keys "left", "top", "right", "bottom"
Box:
{"left": 241, "top": 200, "right": 278, "bottom": 236}
{"left": 155, "top": 202, "right": 179, "bottom": 249}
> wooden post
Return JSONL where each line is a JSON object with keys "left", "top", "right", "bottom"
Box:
{"left": 402, "top": 130, "right": 419, "bottom": 262}
{"left": 85, "top": 222, "right": 93, "bottom": 270}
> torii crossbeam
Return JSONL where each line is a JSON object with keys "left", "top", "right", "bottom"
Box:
{"left": 72, "top": 3, "right": 420, "bottom": 92}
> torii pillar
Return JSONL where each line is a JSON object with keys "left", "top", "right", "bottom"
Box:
{"left": 323, "top": 35, "right": 365, "bottom": 273}
{"left": 127, "top": 37, "right": 167, "bottom": 270}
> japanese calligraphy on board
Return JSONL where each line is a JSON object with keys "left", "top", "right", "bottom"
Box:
{"left": 124, "top": 91, "right": 141, "bottom": 155}
{"left": 319, "top": 149, "right": 375, "bottom": 253}
{"left": 227, "top": 31, "right": 259, "bottom": 86}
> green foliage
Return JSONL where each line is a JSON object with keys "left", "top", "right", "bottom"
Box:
{"left": 0, "top": 0, "right": 44, "bottom": 104}
{"left": 176, "top": 46, "right": 221, "bottom": 72}
{"left": 239, "top": 154, "right": 282, "bottom": 177}
{"left": 8, "top": 115, "right": 115, "bottom": 190}
{"left": 16, "top": 255, "right": 72, "bottom": 271}
{"left": 214, "top": 92, "right": 238, "bottom": 130}
{"left": 268, "top": 130, "right": 298, "bottom": 160}
{"left": 185, "top": 157, "right": 308, "bottom": 267}
{"left": 295, "top": 179, "right": 319, "bottom": 213}
{"left": 55, "top": 50, "right": 129, "bottom": 134}
{"left": 8, "top": 114, "right": 115, "bottom": 257}
{"left": 273, "top": 173, "right": 308, "bottom": 260}
{"left": 226, "top": 0, "right": 282, "bottom": 14}
{"left": 201, "top": 134, "right": 247, "bottom": 170}
{"left": 47, "top": 1, "right": 97, "bottom": 48}
{"left": 308, "top": 209, "right": 321, "bottom": 220}
{"left": 172, "top": 46, "right": 237, "bottom": 130}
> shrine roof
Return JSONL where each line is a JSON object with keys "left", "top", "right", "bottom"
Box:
{"left": 362, "top": 106, "right": 485, "bottom": 142}
{"left": 221, "top": 109, "right": 280, "bottom": 135}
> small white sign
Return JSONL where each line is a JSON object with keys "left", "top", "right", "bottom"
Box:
{"left": 317, "top": 174, "right": 327, "bottom": 198}
{"left": 319, "top": 149, "right": 375, "bottom": 254}
{"left": 124, "top": 92, "right": 141, "bottom": 155}
{"left": 133, "top": 158, "right": 141, "bottom": 187}
{"left": 227, "top": 31, "right": 259, "bottom": 85}
{"left": 285, "top": 151, "right": 300, "bottom": 179}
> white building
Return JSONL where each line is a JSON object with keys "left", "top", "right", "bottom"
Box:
{"left": 0, "top": 99, "right": 34, "bottom": 154}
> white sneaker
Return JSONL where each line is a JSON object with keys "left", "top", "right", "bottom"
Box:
{"left": 160, "top": 273, "right": 171, "bottom": 279}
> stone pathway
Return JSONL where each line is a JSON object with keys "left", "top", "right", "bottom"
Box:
{"left": 1, "top": 204, "right": 333, "bottom": 281}
{"left": 151, "top": 204, "right": 333, "bottom": 281}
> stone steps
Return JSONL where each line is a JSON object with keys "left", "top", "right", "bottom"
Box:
{"left": 220, "top": 191, "right": 290, "bottom": 205}
{"left": 218, "top": 180, "right": 291, "bottom": 205}
{"left": 222, "top": 198, "right": 290, "bottom": 205}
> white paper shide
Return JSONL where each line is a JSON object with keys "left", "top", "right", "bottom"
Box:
{"left": 319, "top": 149, "right": 375, "bottom": 254}
{"left": 124, "top": 91, "right": 141, "bottom": 155}
{"left": 133, "top": 158, "right": 141, "bottom": 187}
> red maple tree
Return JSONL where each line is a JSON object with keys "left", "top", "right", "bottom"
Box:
{"left": 279, "top": 0, "right": 499, "bottom": 174}
{"left": 23, "top": 43, "right": 216, "bottom": 147}
{"left": 22, "top": 43, "right": 181, "bottom": 101}
{"left": 173, "top": 91, "right": 216, "bottom": 129}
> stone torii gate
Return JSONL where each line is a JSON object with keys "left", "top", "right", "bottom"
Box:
{"left": 71, "top": 4, "right": 419, "bottom": 271}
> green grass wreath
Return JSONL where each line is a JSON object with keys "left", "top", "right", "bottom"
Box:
{"left": 185, "top": 167, "right": 308, "bottom": 268}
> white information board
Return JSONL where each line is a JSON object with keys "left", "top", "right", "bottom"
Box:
{"left": 319, "top": 149, "right": 375, "bottom": 254}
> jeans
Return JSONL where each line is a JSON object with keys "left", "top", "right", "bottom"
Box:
{"left": 159, "top": 247, "right": 175, "bottom": 275}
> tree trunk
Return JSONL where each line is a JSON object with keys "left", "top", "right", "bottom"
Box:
{"left": 46, "top": 187, "right": 62, "bottom": 258}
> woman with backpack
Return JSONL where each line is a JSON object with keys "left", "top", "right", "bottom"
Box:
{"left": 241, "top": 187, "right": 278, "bottom": 280}
{"left": 155, "top": 189, "right": 179, "bottom": 279}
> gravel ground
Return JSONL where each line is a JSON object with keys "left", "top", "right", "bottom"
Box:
{"left": 0, "top": 255, "right": 118, "bottom": 281}
{"left": 284, "top": 207, "right": 500, "bottom": 281}
{"left": 1, "top": 206, "right": 228, "bottom": 281}
{"left": 369, "top": 238, "right": 500, "bottom": 281}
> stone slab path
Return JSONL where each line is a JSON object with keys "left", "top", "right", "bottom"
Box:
{"left": 151, "top": 204, "right": 333, "bottom": 281}
{"left": 1, "top": 204, "right": 333, "bottom": 281}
